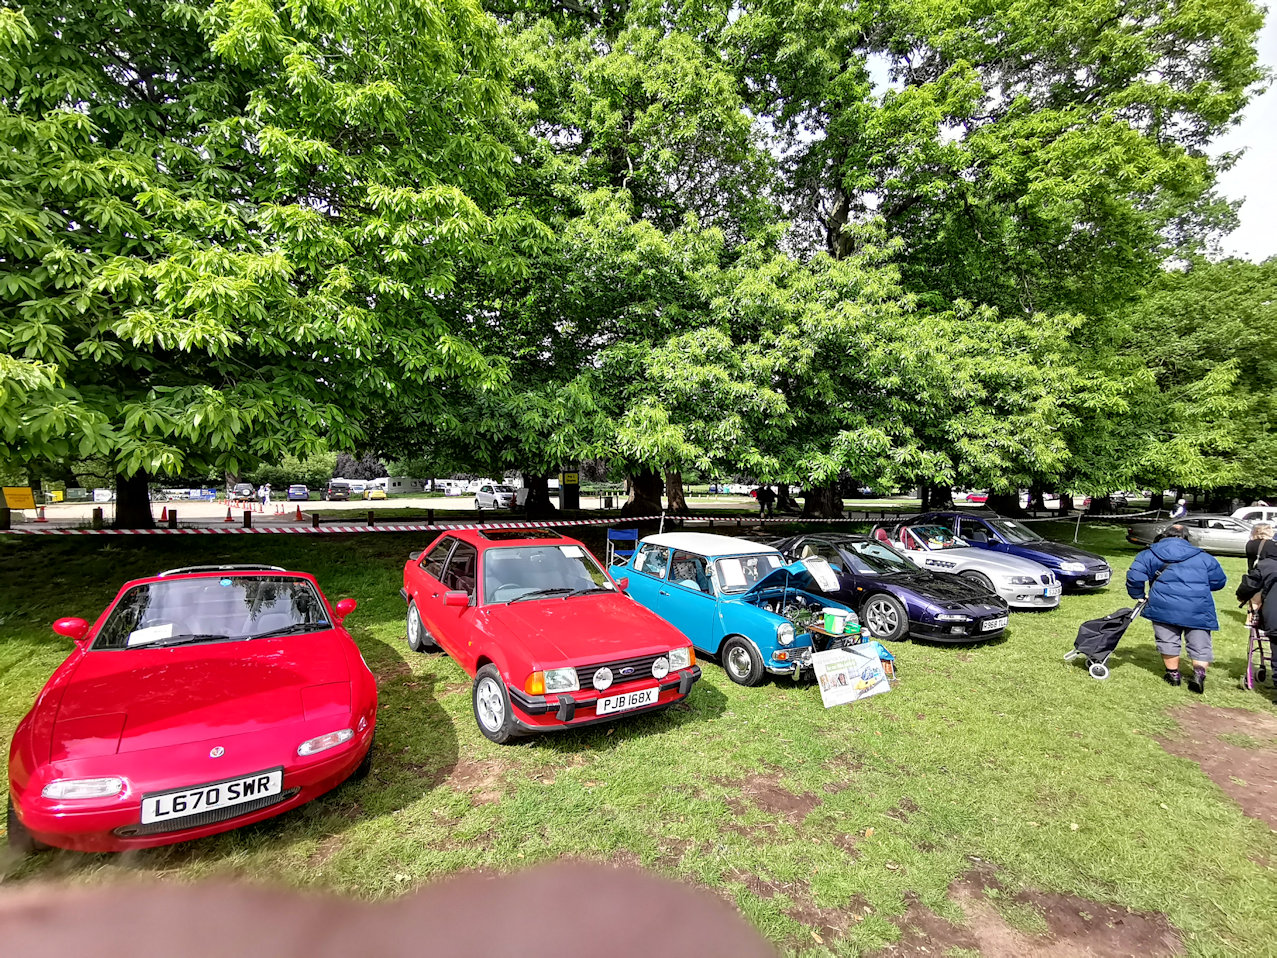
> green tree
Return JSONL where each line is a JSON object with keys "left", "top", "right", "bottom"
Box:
{"left": 0, "top": 0, "right": 520, "bottom": 525}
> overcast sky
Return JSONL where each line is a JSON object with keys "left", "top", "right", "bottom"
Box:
{"left": 1214, "top": 13, "right": 1277, "bottom": 262}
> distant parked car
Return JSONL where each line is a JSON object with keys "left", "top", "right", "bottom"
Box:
{"left": 229, "top": 483, "right": 255, "bottom": 503}
{"left": 772, "top": 534, "right": 1009, "bottom": 642}
{"left": 286, "top": 484, "right": 310, "bottom": 501}
{"left": 363, "top": 488, "right": 387, "bottom": 500}
{"left": 475, "top": 483, "right": 516, "bottom": 509}
{"left": 400, "top": 529, "right": 700, "bottom": 743}
{"left": 324, "top": 482, "right": 350, "bottom": 501}
{"left": 7, "top": 565, "right": 375, "bottom": 853}
{"left": 1126, "top": 515, "right": 1250, "bottom": 556}
{"left": 622, "top": 533, "right": 858, "bottom": 686}
{"left": 1233, "top": 505, "right": 1277, "bottom": 526}
{"left": 964, "top": 492, "right": 989, "bottom": 504}
{"left": 913, "top": 512, "right": 1111, "bottom": 591}
{"left": 868, "top": 521, "right": 1061, "bottom": 610}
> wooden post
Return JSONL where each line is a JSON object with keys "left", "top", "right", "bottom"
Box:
{"left": 243, "top": 510, "right": 252, "bottom": 528}
{"left": 311, "top": 513, "right": 320, "bottom": 529}
{"left": 91, "top": 507, "right": 104, "bottom": 530}
{"left": 427, "top": 509, "right": 434, "bottom": 524}
{"left": 367, "top": 510, "right": 375, "bottom": 527}
{"left": 167, "top": 508, "right": 177, "bottom": 529}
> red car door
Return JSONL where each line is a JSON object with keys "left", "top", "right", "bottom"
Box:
{"left": 431, "top": 541, "right": 479, "bottom": 661}
{"left": 412, "top": 536, "right": 457, "bottom": 647}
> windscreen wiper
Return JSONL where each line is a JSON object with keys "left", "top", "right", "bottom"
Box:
{"left": 144, "top": 633, "right": 233, "bottom": 648}
{"left": 509, "top": 588, "right": 574, "bottom": 603}
{"left": 565, "top": 586, "right": 614, "bottom": 598}
{"left": 247, "top": 622, "right": 329, "bottom": 640}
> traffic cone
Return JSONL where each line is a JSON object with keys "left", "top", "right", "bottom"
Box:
{"left": 159, "top": 506, "right": 168, "bottom": 522}
{"left": 35, "top": 506, "right": 48, "bottom": 523}
{"left": 295, "top": 504, "right": 303, "bottom": 521}
{"left": 224, "top": 507, "right": 234, "bottom": 522}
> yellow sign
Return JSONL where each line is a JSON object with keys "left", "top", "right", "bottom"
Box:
{"left": 2, "top": 486, "right": 37, "bottom": 509}
{"left": 560, "top": 472, "right": 580, "bottom": 485}
{"left": 50, "top": 490, "right": 64, "bottom": 502}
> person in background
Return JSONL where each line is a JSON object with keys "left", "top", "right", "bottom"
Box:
{"left": 264, "top": 484, "right": 272, "bottom": 509}
{"left": 1126, "top": 524, "right": 1227, "bottom": 694}
{"left": 1169, "top": 498, "right": 1188, "bottom": 519}
{"left": 1246, "top": 522, "right": 1274, "bottom": 572}
{"left": 756, "top": 485, "right": 776, "bottom": 519}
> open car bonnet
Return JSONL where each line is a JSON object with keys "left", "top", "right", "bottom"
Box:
{"left": 743, "top": 558, "right": 841, "bottom": 597}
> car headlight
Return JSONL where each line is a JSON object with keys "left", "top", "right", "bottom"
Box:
{"left": 42, "top": 777, "right": 125, "bottom": 800}
{"left": 543, "top": 667, "right": 580, "bottom": 693}
{"left": 777, "top": 622, "right": 795, "bottom": 646}
{"left": 935, "top": 613, "right": 972, "bottom": 622}
{"left": 298, "top": 728, "right": 354, "bottom": 756}
{"left": 1006, "top": 575, "right": 1037, "bottom": 585}
{"left": 1059, "top": 561, "right": 1087, "bottom": 573}
{"left": 668, "top": 647, "right": 694, "bottom": 670}
{"left": 592, "top": 666, "right": 614, "bottom": 691}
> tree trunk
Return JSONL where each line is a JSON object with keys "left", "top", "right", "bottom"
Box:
{"left": 985, "top": 492, "right": 1024, "bottom": 517}
{"left": 114, "top": 469, "right": 154, "bottom": 529}
{"left": 521, "top": 472, "right": 558, "bottom": 519}
{"left": 777, "top": 482, "right": 797, "bottom": 513}
{"left": 664, "top": 469, "right": 689, "bottom": 516}
{"left": 1028, "top": 481, "right": 1046, "bottom": 513}
{"left": 622, "top": 467, "right": 664, "bottom": 517}
{"left": 1087, "top": 495, "right": 1113, "bottom": 515}
{"left": 919, "top": 483, "right": 930, "bottom": 511}
{"left": 926, "top": 483, "right": 952, "bottom": 509}
{"left": 1057, "top": 493, "right": 1074, "bottom": 517}
{"left": 1149, "top": 491, "right": 1164, "bottom": 513}
{"left": 800, "top": 482, "right": 843, "bottom": 518}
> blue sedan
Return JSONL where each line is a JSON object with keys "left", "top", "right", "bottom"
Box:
{"left": 915, "top": 512, "right": 1112, "bottom": 591}
{"left": 772, "top": 534, "right": 1009, "bottom": 642}
{"left": 622, "top": 532, "right": 857, "bottom": 686}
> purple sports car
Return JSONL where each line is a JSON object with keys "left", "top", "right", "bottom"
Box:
{"left": 772, "top": 534, "right": 1010, "bottom": 642}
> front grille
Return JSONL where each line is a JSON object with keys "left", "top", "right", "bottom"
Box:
{"left": 113, "top": 788, "right": 299, "bottom": 837}
{"left": 574, "top": 653, "right": 664, "bottom": 689}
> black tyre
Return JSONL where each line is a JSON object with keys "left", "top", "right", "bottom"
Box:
{"left": 350, "top": 733, "right": 374, "bottom": 781}
{"left": 7, "top": 797, "right": 43, "bottom": 854}
{"left": 473, "top": 665, "right": 519, "bottom": 744}
{"left": 1088, "top": 662, "right": 1110, "bottom": 681}
{"left": 861, "top": 593, "right": 909, "bottom": 641}
{"left": 960, "top": 570, "right": 997, "bottom": 594}
{"left": 405, "top": 601, "right": 437, "bottom": 653}
{"left": 720, "top": 636, "right": 765, "bottom": 687}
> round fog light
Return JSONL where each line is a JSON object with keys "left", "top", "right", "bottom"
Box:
{"left": 651, "top": 656, "right": 670, "bottom": 679}
{"left": 593, "top": 667, "right": 614, "bottom": 691}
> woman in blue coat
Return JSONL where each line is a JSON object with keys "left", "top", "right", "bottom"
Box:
{"left": 1126, "top": 525, "right": 1227, "bottom": 693}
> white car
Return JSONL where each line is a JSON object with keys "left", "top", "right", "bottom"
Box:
{"left": 475, "top": 483, "right": 516, "bottom": 509}
{"left": 1233, "top": 505, "right": 1277, "bottom": 526}
{"left": 870, "top": 522, "right": 1062, "bottom": 610}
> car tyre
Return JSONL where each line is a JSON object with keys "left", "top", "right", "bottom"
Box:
{"left": 960, "top": 570, "right": 996, "bottom": 594}
{"left": 473, "top": 665, "right": 519, "bottom": 744}
{"left": 7, "top": 798, "right": 44, "bottom": 854}
{"left": 406, "top": 601, "right": 437, "bottom": 653}
{"left": 861, "top": 594, "right": 909, "bottom": 641}
{"left": 350, "top": 733, "right": 374, "bottom": 781}
{"left": 721, "top": 636, "right": 765, "bottom": 687}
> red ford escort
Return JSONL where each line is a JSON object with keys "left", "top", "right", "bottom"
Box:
{"left": 401, "top": 529, "right": 700, "bottom": 743}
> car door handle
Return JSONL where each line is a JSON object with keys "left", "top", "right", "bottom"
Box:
{"left": 659, "top": 590, "right": 669, "bottom": 596}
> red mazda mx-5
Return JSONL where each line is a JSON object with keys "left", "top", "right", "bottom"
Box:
{"left": 7, "top": 564, "right": 377, "bottom": 853}
{"left": 400, "top": 529, "right": 701, "bottom": 743}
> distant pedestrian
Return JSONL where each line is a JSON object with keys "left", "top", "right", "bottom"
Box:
{"left": 263, "top": 484, "right": 272, "bottom": 508}
{"left": 1169, "top": 498, "right": 1188, "bottom": 519}
{"left": 257, "top": 484, "right": 266, "bottom": 505}
{"left": 1126, "top": 524, "right": 1227, "bottom": 694}
{"left": 1246, "top": 522, "right": 1275, "bottom": 573}
{"left": 1235, "top": 541, "right": 1277, "bottom": 685}
{"left": 756, "top": 485, "right": 776, "bottom": 519}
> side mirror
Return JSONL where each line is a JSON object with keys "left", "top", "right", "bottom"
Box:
{"left": 615, "top": 577, "right": 629, "bottom": 592}
{"left": 53, "top": 617, "right": 90, "bottom": 644}
{"left": 445, "top": 590, "right": 470, "bottom": 607}
{"left": 334, "top": 598, "right": 358, "bottom": 623}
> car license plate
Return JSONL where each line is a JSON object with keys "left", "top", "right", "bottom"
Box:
{"left": 1096, "top": 571, "right": 1110, "bottom": 581}
{"left": 982, "top": 615, "right": 1008, "bottom": 631}
{"left": 1044, "top": 585, "right": 1062, "bottom": 597}
{"left": 140, "top": 768, "right": 283, "bottom": 825}
{"left": 596, "top": 686, "right": 659, "bottom": 716}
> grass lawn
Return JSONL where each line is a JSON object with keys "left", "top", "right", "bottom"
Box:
{"left": 1, "top": 523, "right": 1274, "bottom": 955}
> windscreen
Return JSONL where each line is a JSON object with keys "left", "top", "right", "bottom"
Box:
{"left": 93, "top": 576, "right": 329, "bottom": 650}
{"left": 985, "top": 519, "right": 1042, "bottom": 544}
{"left": 712, "top": 553, "right": 785, "bottom": 594}
{"left": 483, "top": 544, "right": 612, "bottom": 603}
{"left": 910, "top": 525, "right": 968, "bottom": 549}
{"left": 842, "top": 540, "right": 921, "bottom": 574}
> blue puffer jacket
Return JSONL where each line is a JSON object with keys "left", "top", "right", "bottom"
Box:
{"left": 1126, "top": 537, "right": 1227, "bottom": 631}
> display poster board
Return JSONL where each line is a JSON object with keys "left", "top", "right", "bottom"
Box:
{"left": 800, "top": 556, "right": 840, "bottom": 592}
{"left": 812, "top": 645, "right": 892, "bottom": 708}
{"left": 2, "top": 487, "right": 37, "bottom": 509}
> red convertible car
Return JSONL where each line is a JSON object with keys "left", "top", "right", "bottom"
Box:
{"left": 7, "top": 565, "right": 376, "bottom": 853}
{"left": 401, "top": 529, "right": 700, "bottom": 743}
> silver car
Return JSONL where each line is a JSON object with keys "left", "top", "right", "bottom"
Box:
{"left": 871, "top": 522, "right": 1061, "bottom": 610}
{"left": 1126, "top": 515, "right": 1250, "bottom": 556}
{"left": 475, "top": 482, "right": 516, "bottom": 509}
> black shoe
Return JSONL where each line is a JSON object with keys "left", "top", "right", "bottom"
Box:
{"left": 1164, "top": 670, "right": 1181, "bottom": 687}
{"left": 1187, "top": 670, "right": 1206, "bottom": 694}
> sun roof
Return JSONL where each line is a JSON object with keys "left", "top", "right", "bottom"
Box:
{"left": 478, "top": 529, "right": 562, "bottom": 540}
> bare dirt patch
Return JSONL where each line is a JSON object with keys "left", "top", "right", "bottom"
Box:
{"left": 447, "top": 758, "right": 508, "bottom": 805}
{"left": 875, "top": 869, "right": 1182, "bottom": 957}
{"left": 719, "top": 771, "right": 822, "bottom": 822}
{"left": 307, "top": 834, "right": 345, "bottom": 867}
{"left": 1156, "top": 704, "right": 1277, "bottom": 829}
{"left": 372, "top": 657, "right": 412, "bottom": 687}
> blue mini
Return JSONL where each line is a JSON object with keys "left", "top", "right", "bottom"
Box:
{"left": 623, "top": 532, "right": 856, "bottom": 686}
